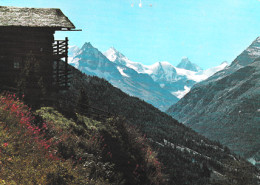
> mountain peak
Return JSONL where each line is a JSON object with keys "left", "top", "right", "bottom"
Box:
{"left": 179, "top": 57, "right": 192, "bottom": 64}
{"left": 181, "top": 56, "right": 189, "bottom": 61}
{"left": 250, "top": 36, "right": 260, "bottom": 48}
{"left": 148, "top": 61, "right": 177, "bottom": 82}
{"left": 105, "top": 46, "right": 117, "bottom": 54}
{"left": 109, "top": 46, "right": 117, "bottom": 52}
{"left": 177, "top": 57, "right": 202, "bottom": 72}
{"left": 150, "top": 61, "right": 173, "bottom": 71}
{"left": 231, "top": 36, "right": 260, "bottom": 67}
{"left": 82, "top": 42, "right": 94, "bottom": 49}
{"left": 157, "top": 61, "right": 174, "bottom": 69}
{"left": 104, "top": 47, "right": 126, "bottom": 63}
{"left": 221, "top": 61, "right": 229, "bottom": 65}
{"left": 159, "top": 61, "right": 172, "bottom": 65}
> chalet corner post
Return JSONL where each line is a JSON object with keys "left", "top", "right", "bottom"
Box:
{"left": 65, "top": 37, "right": 69, "bottom": 89}
{"left": 0, "top": 6, "right": 80, "bottom": 104}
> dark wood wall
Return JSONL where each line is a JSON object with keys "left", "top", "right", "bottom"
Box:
{"left": 0, "top": 27, "right": 55, "bottom": 90}
{"left": 0, "top": 27, "right": 54, "bottom": 56}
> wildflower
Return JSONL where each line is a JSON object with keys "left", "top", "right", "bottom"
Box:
{"left": 3, "top": 143, "right": 8, "bottom": 147}
{"left": 44, "top": 144, "right": 50, "bottom": 150}
{"left": 49, "top": 153, "right": 54, "bottom": 159}
{"left": 42, "top": 123, "right": 47, "bottom": 129}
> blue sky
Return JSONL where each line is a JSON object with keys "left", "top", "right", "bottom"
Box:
{"left": 1, "top": 0, "right": 260, "bottom": 69}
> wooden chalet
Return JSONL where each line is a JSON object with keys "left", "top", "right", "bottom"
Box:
{"left": 0, "top": 6, "right": 77, "bottom": 92}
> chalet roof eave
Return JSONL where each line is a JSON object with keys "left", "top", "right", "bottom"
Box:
{"left": 0, "top": 6, "right": 76, "bottom": 29}
{"left": 0, "top": 26, "right": 81, "bottom": 31}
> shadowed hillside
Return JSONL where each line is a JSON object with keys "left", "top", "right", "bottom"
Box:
{"left": 53, "top": 63, "right": 260, "bottom": 185}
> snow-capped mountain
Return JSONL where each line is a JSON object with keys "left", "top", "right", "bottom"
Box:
{"left": 69, "top": 44, "right": 228, "bottom": 111}
{"left": 103, "top": 47, "right": 127, "bottom": 65}
{"left": 146, "top": 62, "right": 177, "bottom": 81}
{"left": 69, "top": 43, "right": 179, "bottom": 111}
{"left": 149, "top": 61, "right": 228, "bottom": 98}
{"left": 103, "top": 47, "right": 228, "bottom": 99}
{"left": 68, "top": 45, "right": 80, "bottom": 65}
{"left": 143, "top": 62, "right": 196, "bottom": 99}
{"left": 70, "top": 42, "right": 122, "bottom": 80}
{"left": 177, "top": 57, "right": 202, "bottom": 72}
{"left": 103, "top": 47, "right": 146, "bottom": 73}
{"left": 68, "top": 45, "right": 80, "bottom": 57}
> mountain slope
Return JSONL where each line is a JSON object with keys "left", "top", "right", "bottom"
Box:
{"left": 167, "top": 38, "right": 260, "bottom": 165}
{"left": 0, "top": 94, "right": 163, "bottom": 184}
{"left": 56, "top": 62, "right": 260, "bottom": 184}
{"left": 70, "top": 43, "right": 178, "bottom": 111}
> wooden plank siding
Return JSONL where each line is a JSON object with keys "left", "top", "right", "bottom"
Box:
{"left": 0, "top": 27, "right": 69, "bottom": 92}
{"left": 0, "top": 28, "right": 54, "bottom": 57}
